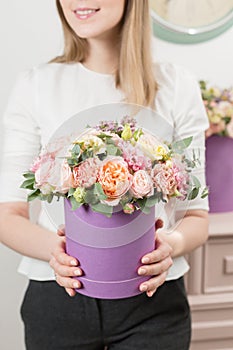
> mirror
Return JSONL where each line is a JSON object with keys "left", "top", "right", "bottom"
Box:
{"left": 150, "top": 0, "right": 233, "bottom": 44}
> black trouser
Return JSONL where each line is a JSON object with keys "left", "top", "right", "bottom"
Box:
{"left": 20, "top": 277, "right": 191, "bottom": 350}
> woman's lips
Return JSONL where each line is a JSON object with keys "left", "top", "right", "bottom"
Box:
{"left": 74, "top": 8, "right": 100, "bottom": 20}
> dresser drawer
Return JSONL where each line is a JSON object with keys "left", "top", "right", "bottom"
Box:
{"left": 203, "top": 236, "right": 233, "bottom": 293}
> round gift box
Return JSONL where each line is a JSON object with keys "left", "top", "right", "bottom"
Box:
{"left": 64, "top": 199, "right": 155, "bottom": 299}
{"left": 205, "top": 135, "right": 233, "bottom": 213}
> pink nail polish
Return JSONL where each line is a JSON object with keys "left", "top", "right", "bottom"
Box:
{"left": 70, "top": 260, "right": 77, "bottom": 266}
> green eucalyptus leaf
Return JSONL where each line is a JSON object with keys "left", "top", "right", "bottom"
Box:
{"left": 191, "top": 175, "right": 201, "bottom": 188}
{"left": 93, "top": 183, "right": 107, "bottom": 200}
{"left": 172, "top": 137, "right": 193, "bottom": 153}
{"left": 201, "top": 187, "right": 209, "bottom": 199}
{"left": 68, "top": 188, "right": 76, "bottom": 197}
{"left": 97, "top": 152, "right": 107, "bottom": 161}
{"left": 90, "top": 203, "right": 113, "bottom": 217}
{"left": 188, "top": 187, "right": 199, "bottom": 200}
{"left": 27, "top": 189, "right": 41, "bottom": 202}
{"left": 20, "top": 178, "right": 35, "bottom": 189}
{"left": 141, "top": 206, "right": 151, "bottom": 214}
{"left": 70, "top": 196, "right": 82, "bottom": 211}
{"left": 144, "top": 195, "right": 159, "bottom": 208}
{"left": 47, "top": 194, "right": 54, "bottom": 204}
{"left": 84, "top": 189, "right": 98, "bottom": 204}
{"left": 71, "top": 144, "right": 81, "bottom": 156}
{"left": 23, "top": 172, "right": 35, "bottom": 180}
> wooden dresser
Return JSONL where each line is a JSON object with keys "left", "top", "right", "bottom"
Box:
{"left": 186, "top": 212, "right": 233, "bottom": 349}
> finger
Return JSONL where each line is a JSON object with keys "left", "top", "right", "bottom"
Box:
{"left": 57, "top": 224, "right": 65, "bottom": 236}
{"left": 52, "top": 250, "right": 79, "bottom": 267}
{"left": 50, "top": 256, "right": 82, "bottom": 277}
{"left": 155, "top": 219, "right": 164, "bottom": 230}
{"left": 141, "top": 238, "right": 172, "bottom": 264}
{"left": 139, "top": 271, "right": 167, "bottom": 296}
{"left": 65, "top": 288, "right": 76, "bottom": 297}
{"left": 138, "top": 256, "right": 173, "bottom": 276}
{"left": 56, "top": 275, "right": 82, "bottom": 290}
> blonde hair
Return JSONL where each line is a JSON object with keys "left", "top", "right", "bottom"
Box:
{"left": 52, "top": 0, "right": 158, "bottom": 108}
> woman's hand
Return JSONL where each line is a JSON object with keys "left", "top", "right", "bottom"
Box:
{"left": 138, "top": 220, "right": 173, "bottom": 298}
{"left": 49, "top": 226, "right": 82, "bottom": 297}
{"left": 50, "top": 220, "right": 173, "bottom": 298}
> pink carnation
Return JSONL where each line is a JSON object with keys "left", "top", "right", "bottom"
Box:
{"left": 151, "top": 163, "right": 177, "bottom": 201}
{"left": 172, "top": 160, "right": 189, "bottom": 199}
{"left": 117, "top": 139, "right": 152, "bottom": 172}
{"left": 73, "top": 158, "right": 101, "bottom": 188}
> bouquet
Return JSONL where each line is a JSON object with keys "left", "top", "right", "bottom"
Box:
{"left": 199, "top": 80, "right": 233, "bottom": 139}
{"left": 21, "top": 116, "right": 207, "bottom": 216}
{"left": 20, "top": 115, "right": 207, "bottom": 298}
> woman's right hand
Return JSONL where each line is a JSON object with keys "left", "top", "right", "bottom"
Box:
{"left": 49, "top": 226, "right": 83, "bottom": 297}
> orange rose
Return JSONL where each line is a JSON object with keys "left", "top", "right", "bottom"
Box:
{"left": 98, "top": 157, "right": 132, "bottom": 203}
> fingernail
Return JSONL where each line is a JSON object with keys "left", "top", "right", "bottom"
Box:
{"left": 141, "top": 257, "right": 150, "bottom": 264}
{"left": 147, "top": 291, "right": 154, "bottom": 297}
{"left": 70, "top": 260, "right": 77, "bottom": 266}
{"left": 67, "top": 290, "right": 74, "bottom": 297}
{"left": 140, "top": 284, "right": 148, "bottom": 292}
{"left": 74, "top": 269, "right": 82, "bottom": 276}
{"left": 138, "top": 268, "right": 146, "bottom": 275}
{"left": 73, "top": 281, "right": 80, "bottom": 288}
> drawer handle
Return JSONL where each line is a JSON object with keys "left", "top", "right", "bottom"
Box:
{"left": 224, "top": 256, "right": 233, "bottom": 274}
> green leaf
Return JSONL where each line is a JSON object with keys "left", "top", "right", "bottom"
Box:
{"left": 70, "top": 196, "right": 82, "bottom": 211}
{"left": 188, "top": 187, "right": 199, "bottom": 200}
{"left": 97, "top": 152, "right": 107, "bottom": 161}
{"left": 106, "top": 144, "right": 120, "bottom": 156}
{"left": 71, "top": 144, "right": 81, "bottom": 156}
{"left": 23, "top": 172, "right": 35, "bottom": 180}
{"left": 91, "top": 203, "right": 113, "bottom": 217}
{"left": 191, "top": 175, "right": 201, "bottom": 188}
{"left": 136, "top": 198, "right": 147, "bottom": 211}
{"left": 172, "top": 137, "right": 193, "bottom": 153}
{"left": 47, "top": 194, "right": 54, "bottom": 204}
{"left": 84, "top": 189, "right": 98, "bottom": 204}
{"left": 97, "top": 133, "right": 113, "bottom": 140}
{"left": 27, "top": 189, "right": 41, "bottom": 202}
{"left": 144, "top": 195, "right": 159, "bottom": 208}
{"left": 81, "top": 149, "right": 94, "bottom": 161}
{"left": 201, "top": 187, "right": 209, "bottom": 199}
{"left": 93, "top": 183, "right": 107, "bottom": 200}
{"left": 20, "top": 178, "right": 35, "bottom": 190}
{"left": 68, "top": 188, "right": 76, "bottom": 197}
{"left": 141, "top": 206, "right": 151, "bottom": 214}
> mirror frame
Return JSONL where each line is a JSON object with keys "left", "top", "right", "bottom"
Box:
{"left": 151, "top": 8, "right": 233, "bottom": 44}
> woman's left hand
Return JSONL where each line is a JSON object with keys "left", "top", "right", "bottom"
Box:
{"left": 138, "top": 230, "right": 173, "bottom": 298}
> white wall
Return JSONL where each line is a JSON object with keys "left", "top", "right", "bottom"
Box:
{"left": 0, "top": 2, "right": 62, "bottom": 350}
{"left": 0, "top": 2, "right": 232, "bottom": 349}
{"left": 152, "top": 27, "right": 233, "bottom": 88}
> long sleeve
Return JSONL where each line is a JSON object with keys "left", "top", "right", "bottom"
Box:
{"left": 0, "top": 69, "right": 41, "bottom": 202}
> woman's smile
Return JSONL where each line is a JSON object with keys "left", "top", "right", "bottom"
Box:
{"left": 74, "top": 7, "right": 100, "bottom": 20}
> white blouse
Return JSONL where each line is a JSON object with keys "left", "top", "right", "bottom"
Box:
{"left": 0, "top": 61, "right": 209, "bottom": 281}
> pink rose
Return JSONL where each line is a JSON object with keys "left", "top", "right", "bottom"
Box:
{"left": 34, "top": 154, "right": 55, "bottom": 187}
{"left": 130, "top": 170, "right": 154, "bottom": 198}
{"left": 49, "top": 160, "right": 74, "bottom": 194}
{"left": 35, "top": 156, "right": 74, "bottom": 194}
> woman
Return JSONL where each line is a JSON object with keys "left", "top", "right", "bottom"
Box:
{"left": 0, "top": 1, "right": 209, "bottom": 349}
